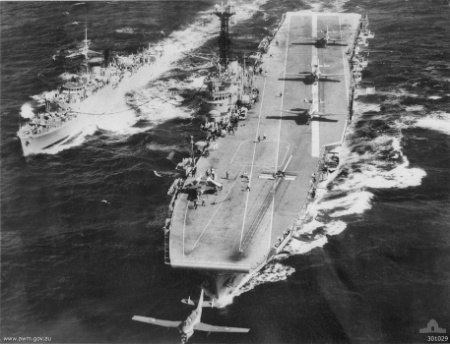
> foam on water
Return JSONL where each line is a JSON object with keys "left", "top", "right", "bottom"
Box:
{"left": 323, "top": 219, "right": 347, "bottom": 236}
{"left": 405, "top": 105, "right": 425, "bottom": 112}
{"left": 145, "top": 142, "right": 185, "bottom": 153}
{"left": 287, "top": 235, "right": 329, "bottom": 255}
{"left": 240, "top": 263, "right": 295, "bottom": 291}
{"left": 306, "top": 0, "right": 351, "bottom": 12}
{"left": 317, "top": 191, "right": 374, "bottom": 218}
{"left": 115, "top": 27, "right": 135, "bottom": 35}
{"left": 231, "top": 33, "right": 438, "bottom": 298}
{"left": 235, "top": 119, "right": 427, "bottom": 296}
{"left": 20, "top": 103, "right": 35, "bottom": 119}
{"left": 23, "top": 0, "right": 269, "bottom": 155}
{"left": 353, "top": 101, "right": 381, "bottom": 113}
{"left": 245, "top": 119, "right": 427, "bottom": 282}
{"left": 216, "top": 263, "right": 296, "bottom": 308}
{"left": 335, "top": 136, "right": 426, "bottom": 190}
{"left": 126, "top": 88, "right": 193, "bottom": 124}
{"left": 189, "top": 76, "right": 207, "bottom": 89}
{"left": 415, "top": 112, "right": 450, "bottom": 135}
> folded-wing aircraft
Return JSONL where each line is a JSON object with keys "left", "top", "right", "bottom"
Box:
{"left": 291, "top": 26, "right": 347, "bottom": 48}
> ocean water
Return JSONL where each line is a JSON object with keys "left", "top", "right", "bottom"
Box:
{"left": 1, "top": 1, "right": 449, "bottom": 343}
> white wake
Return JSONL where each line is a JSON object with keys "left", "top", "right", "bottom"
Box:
{"left": 23, "top": 0, "right": 269, "bottom": 155}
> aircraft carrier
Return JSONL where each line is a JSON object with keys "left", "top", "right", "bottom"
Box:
{"left": 166, "top": 11, "right": 365, "bottom": 304}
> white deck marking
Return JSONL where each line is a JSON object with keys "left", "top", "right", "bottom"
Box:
{"left": 238, "top": 76, "right": 268, "bottom": 252}
{"left": 311, "top": 14, "right": 320, "bottom": 158}
{"left": 282, "top": 154, "right": 293, "bottom": 172}
{"left": 230, "top": 141, "right": 245, "bottom": 164}
{"left": 338, "top": 15, "right": 350, "bottom": 100}
{"left": 182, "top": 202, "right": 189, "bottom": 256}
{"left": 266, "top": 14, "right": 292, "bottom": 253}
{"left": 279, "top": 143, "right": 291, "bottom": 172}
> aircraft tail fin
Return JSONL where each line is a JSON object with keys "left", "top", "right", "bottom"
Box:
{"left": 181, "top": 296, "right": 196, "bottom": 306}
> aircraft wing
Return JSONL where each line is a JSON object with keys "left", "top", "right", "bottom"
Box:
{"left": 313, "top": 113, "right": 347, "bottom": 117}
{"left": 195, "top": 322, "right": 250, "bottom": 333}
{"left": 281, "top": 73, "right": 310, "bottom": 80}
{"left": 87, "top": 49, "right": 102, "bottom": 55}
{"left": 65, "top": 52, "right": 82, "bottom": 58}
{"left": 313, "top": 113, "right": 335, "bottom": 117}
{"left": 132, "top": 315, "right": 181, "bottom": 328}
{"left": 327, "top": 40, "right": 347, "bottom": 46}
{"left": 291, "top": 38, "right": 317, "bottom": 44}
{"left": 319, "top": 74, "right": 342, "bottom": 82}
{"left": 279, "top": 109, "right": 305, "bottom": 114}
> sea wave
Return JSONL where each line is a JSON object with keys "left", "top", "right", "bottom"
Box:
{"left": 22, "top": 0, "right": 269, "bottom": 156}
{"left": 217, "top": 263, "right": 296, "bottom": 307}
{"left": 414, "top": 111, "right": 450, "bottom": 135}
{"left": 233, "top": 26, "right": 437, "bottom": 296}
{"left": 236, "top": 107, "right": 428, "bottom": 295}
{"left": 20, "top": 102, "right": 35, "bottom": 119}
{"left": 306, "top": 0, "right": 351, "bottom": 12}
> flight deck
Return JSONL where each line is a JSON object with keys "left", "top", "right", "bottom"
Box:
{"left": 168, "top": 11, "right": 361, "bottom": 272}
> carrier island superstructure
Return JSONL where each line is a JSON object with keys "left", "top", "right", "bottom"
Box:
{"left": 165, "top": 11, "right": 367, "bottom": 304}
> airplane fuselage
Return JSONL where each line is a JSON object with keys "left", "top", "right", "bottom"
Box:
{"left": 315, "top": 37, "right": 328, "bottom": 48}
{"left": 315, "top": 27, "right": 330, "bottom": 48}
{"left": 179, "top": 289, "right": 204, "bottom": 343}
{"left": 179, "top": 306, "right": 202, "bottom": 342}
{"left": 312, "top": 67, "right": 322, "bottom": 82}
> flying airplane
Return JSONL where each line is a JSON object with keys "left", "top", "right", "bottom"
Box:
{"left": 283, "top": 58, "right": 341, "bottom": 84}
{"left": 132, "top": 289, "right": 250, "bottom": 343}
{"left": 292, "top": 25, "right": 347, "bottom": 48}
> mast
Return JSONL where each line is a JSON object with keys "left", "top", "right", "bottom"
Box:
{"left": 213, "top": 2, "right": 235, "bottom": 66}
{"left": 83, "top": 23, "right": 89, "bottom": 73}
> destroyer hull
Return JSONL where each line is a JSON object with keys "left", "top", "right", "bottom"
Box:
{"left": 18, "top": 59, "right": 157, "bottom": 156}
{"left": 18, "top": 116, "right": 85, "bottom": 156}
{"left": 167, "top": 11, "right": 362, "bottom": 301}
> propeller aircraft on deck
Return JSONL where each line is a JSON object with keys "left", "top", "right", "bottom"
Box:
{"left": 282, "top": 58, "right": 342, "bottom": 84}
{"left": 292, "top": 25, "right": 347, "bottom": 48}
{"left": 279, "top": 95, "right": 343, "bottom": 124}
{"left": 132, "top": 289, "right": 249, "bottom": 343}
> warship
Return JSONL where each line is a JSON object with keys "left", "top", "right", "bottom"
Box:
{"left": 17, "top": 26, "right": 156, "bottom": 156}
{"left": 163, "top": 9, "right": 373, "bottom": 305}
